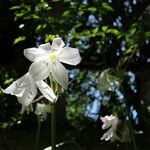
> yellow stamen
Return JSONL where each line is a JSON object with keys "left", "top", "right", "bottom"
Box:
{"left": 49, "top": 53, "right": 58, "bottom": 61}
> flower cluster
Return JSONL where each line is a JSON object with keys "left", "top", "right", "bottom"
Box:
{"left": 2, "top": 37, "right": 81, "bottom": 116}
{"left": 35, "top": 103, "right": 51, "bottom": 121}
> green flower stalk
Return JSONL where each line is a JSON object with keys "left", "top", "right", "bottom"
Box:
{"left": 51, "top": 102, "right": 56, "bottom": 150}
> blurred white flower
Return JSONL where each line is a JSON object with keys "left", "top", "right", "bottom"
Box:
{"left": 98, "top": 68, "right": 120, "bottom": 92}
{"left": 24, "top": 37, "right": 81, "bottom": 89}
{"left": 19, "top": 24, "right": 24, "bottom": 29}
{"left": 2, "top": 72, "right": 56, "bottom": 113}
{"left": 100, "top": 115, "right": 120, "bottom": 142}
{"left": 35, "top": 103, "right": 51, "bottom": 121}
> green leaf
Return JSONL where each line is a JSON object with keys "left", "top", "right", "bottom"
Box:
{"left": 122, "top": 56, "right": 129, "bottom": 64}
{"left": 45, "top": 34, "right": 58, "bottom": 42}
{"left": 10, "top": 6, "right": 21, "bottom": 10}
{"left": 145, "top": 31, "right": 150, "bottom": 38}
{"left": 125, "top": 45, "right": 136, "bottom": 55}
{"left": 32, "top": 14, "right": 40, "bottom": 19}
{"left": 87, "top": 7, "right": 97, "bottom": 12}
{"left": 74, "top": 23, "right": 82, "bottom": 28}
{"left": 130, "top": 27, "right": 136, "bottom": 34}
{"left": 63, "top": 10, "right": 71, "bottom": 16}
{"left": 102, "top": 26, "right": 108, "bottom": 32}
{"left": 77, "top": 11, "right": 84, "bottom": 15}
{"left": 13, "top": 36, "right": 26, "bottom": 44}
{"left": 16, "top": 13, "right": 24, "bottom": 18}
{"left": 106, "top": 29, "right": 120, "bottom": 35}
{"left": 102, "top": 2, "right": 114, "bottom": 12}
{"left": 36, "top": 24, "right": 47, "bottom": 33}
{"left": 92, "top": 27, "right": 99, "bottom": 34}
{"left": 4, "top": 78, "right": 14, "bottom": 84}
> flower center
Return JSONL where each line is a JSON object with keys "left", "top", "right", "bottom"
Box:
{"left": 49, "top": 53, "right": 58, "bottom": 61}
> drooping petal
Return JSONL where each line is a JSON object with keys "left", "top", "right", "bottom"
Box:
{"left": 36, "top": 80, "right": 56, "bottom": 102}
{"left": 52, "top": 38, "right": 65, "bottom": 50}
{"left": 101, "top": 130, "right": 113, "bottom": 141}
{"left": 20, "top": 104, "right": 33, "bottom": 114}
{"left": 100, "top": 115, "right": 121, "bottom": 142}
{"left": 29, "top": 61, "right": 50, "bottom": 81}
{"left": 101, "top": 115, "right": 116, "bottom": 129}
{"left": 58, "top": 47, "right": 81, "bottom": 66}
{"left": 17, "top": 79, "right": 37, "bottom": 107}
{"left": 48, "top": 61, "right": 68, "bottom": 89}
{"left": 2, "top": 81, "right": 25, "bottom": 97}
{"left": 2, "top": 73, "right": 29, "bottom": 97}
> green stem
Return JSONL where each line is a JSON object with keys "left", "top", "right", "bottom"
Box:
{"left": 51, "top": 103, "right": 56, "bottom": 150}
{"left": 34, "top": 117, "right": 41, "bottom": 150}
{"left": 121, "top": 87, "right": 137, "bottom": 150}
{"left": 127, "top": 118, "right": 137, "bottom": 150}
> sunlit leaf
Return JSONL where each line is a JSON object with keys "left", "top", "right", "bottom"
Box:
{"left": 125, "top": 45, "right": 136, "bottom": 55}
{"left": 106, "top": 29, "right": 120, "bottom": 35}
{"left": 77, "top": 11, "right": 84, "bottom": 15}
{"left": 102, "top": 26, "right": 108, "bottom": 32}
{"left": 4, "top": 78, "right": 14, "bottom": 84}
{"left": 87, "top": 7, "right": 97, "bottom": 12}
{"left": 74, "top": 23, "right": 82, "bottom": 28}
{"left": 130, "top": 27, "right": 136, "bottom": 34}
{"left": 13, "top": 36, "right": 26, "bottom": 44}
{"left": 63, "top": 10, "right": 71, "bottom": 16}
{"left": 16, "top": 13, "right": 24, "bottom": 18}
{"left": 102, "top": 2, "right": 114, "bottom": 11}
{"left": 32, "top": 14, "right": 40, "bottom": 19}
{"left": 36, "top": 24, "right": 47, "bottom": 33}
{"left": 93, "top": 27, "right": 99, "bottom": 33}
{"left": 10, "top": 6, "right": 21, "bottom": 10}
{"left": 45, "top": 34, "right": 58, "bottom": 43}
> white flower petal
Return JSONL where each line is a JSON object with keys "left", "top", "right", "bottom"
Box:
{"left": 39, "top": 43, "right": 52, "bottom": 50}
{"left": 24, "top": 48, "right": 38, "bottom": 62}
{"left": 2, "top": 81, "right": 24, "bottom": 97}
{"left": 49, "top": 61, "right": 68, "bottom": 89}
{"left": 36, "top": 80, "right": 56, "bottom": 102}
{"left": 2, "top": 73, "right": 29, "bottom": 97}
{"left": 52, "top": 38, "right": 65, "bottom": 50}
{"left": 29, "top": 61, "right": 50, "bottom": 81}
{"left": 20, "top": 103, "right": 33, "bottom": 114}
{"left": 58, "top": 47, "right": 81, "bottom": 66}
{"left": 34, "top": 54, "right": 49, "bottom": 62}
{"left": 17, "top": 78, "right": 37, "bottom": 106}
{"left": 24, "top": 47, "right": 49, "bottom": 62}
{"left": 101, "top": 115, "right": 120, "bottom": 142}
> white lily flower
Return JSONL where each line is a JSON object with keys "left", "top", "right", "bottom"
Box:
{"left": 35, "top": 103, "right": 51, "bottom": 121}
{"left": 2, "top": 72, "right": 56, "bottom": 112}
{"left": 24, "top": 37, "right": 81, "bottom": 89}
{"left": 100, "top": 115, "right": 120, "bottom": 142}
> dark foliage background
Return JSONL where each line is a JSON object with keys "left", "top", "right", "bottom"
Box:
{"left": 0, "top": 0, "right": 150, "bottom": 149}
